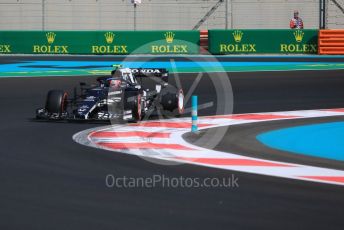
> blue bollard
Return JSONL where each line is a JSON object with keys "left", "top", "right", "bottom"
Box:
{"left": 191, "top": 95, "right": 198, "bottom": 133}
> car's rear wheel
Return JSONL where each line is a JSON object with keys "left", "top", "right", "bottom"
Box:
{"left": 45, "top": 90, "right": 68, "bottom": 114}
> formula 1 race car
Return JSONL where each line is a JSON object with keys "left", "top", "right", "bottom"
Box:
{"left": 36, "top": 65, "right": 184, "bottom": 122}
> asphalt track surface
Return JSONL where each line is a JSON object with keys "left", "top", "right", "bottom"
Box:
{"left": 1, "top": 67, "right": 344, "bottom": 229}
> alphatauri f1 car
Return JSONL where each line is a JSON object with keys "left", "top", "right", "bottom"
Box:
{"left": 36, "top": 66, "right": 184, "bottom": 122}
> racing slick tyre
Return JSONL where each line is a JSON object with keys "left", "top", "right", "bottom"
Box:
{"left": 161, "top": 87, "right": 184, "bottom": 117}
{"left": 45, "top": 90, "right": 68, "bottom": 114}
{"left": 132, "top": 94, "right": 142, "bottom": 122}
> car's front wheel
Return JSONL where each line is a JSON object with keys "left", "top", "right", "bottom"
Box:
{"left": 161, "top": 87, "right": 184, "bottom": 117}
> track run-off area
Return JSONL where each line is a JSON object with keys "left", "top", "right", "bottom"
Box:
{"left": 1, "top": 55, "right": 344, "bottom": 229}
{"left": 74, "top": 109, "right": 344, "bottom": 186}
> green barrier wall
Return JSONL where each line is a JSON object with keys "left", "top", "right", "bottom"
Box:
{"left": 208, "top": 29, "right": 318, "bottom": 54}
{"left": 0, "top": 31, "right": 199, "bottom": 54}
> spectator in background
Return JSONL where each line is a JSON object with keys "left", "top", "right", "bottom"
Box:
{"left": 290, "top": 10, "right": 304, "bottom": 29}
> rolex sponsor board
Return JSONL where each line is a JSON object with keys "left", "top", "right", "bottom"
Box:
{"left": 0, "top": 31, "right": 199, "bottom": 55}
{"left": 150, "top": 31, "right": 193, "bottom": 54}
{"left": 209, "top": 29, "right": 318, "bottom": 54}
{"left": 91, "top": 32, "right": 129, "bottom": 54}
{"left": 91, "top": 31, "right": 199, "bottom": 54}
{"left": 33, "top": 32, "right": 69, "bottom": 54}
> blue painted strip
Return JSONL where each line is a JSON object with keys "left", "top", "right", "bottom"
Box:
{"left": 257, "top": 122, "right": 344, "bottom": 161}
{"left": 0, "top": 60, "right": 342, "bottom": 73}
